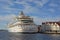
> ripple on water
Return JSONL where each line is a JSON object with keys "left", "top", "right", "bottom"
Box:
{"left": 0, "top": 32, "right": 60, "bottom": 40}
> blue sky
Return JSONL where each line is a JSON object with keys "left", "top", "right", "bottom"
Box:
{"left": 0, "top": 0, "right": 60, "bottom": 29}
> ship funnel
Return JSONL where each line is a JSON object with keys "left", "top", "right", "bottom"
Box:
{"left": 20, "top": 11, "right": 24, "bottom": 16}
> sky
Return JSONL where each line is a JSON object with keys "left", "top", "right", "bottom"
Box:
{"left": 0, "top": 0, "right": 60, "bottom": 29}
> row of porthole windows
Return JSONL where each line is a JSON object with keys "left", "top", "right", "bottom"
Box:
{"left": 16, "top": 25, "right": 36, "bottom": 30}
{"left": 45, "top": 30, "right": 60, "bottom": 32}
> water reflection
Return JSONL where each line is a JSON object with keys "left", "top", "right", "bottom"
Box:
{"left": 9, "top": 33, "right": 60, "bottom": 40}
{"left": 9, "top": 33, "right": 37, "bottom": 40}
{"left": 0, "top": 31, "right": 60, "bottom": 40}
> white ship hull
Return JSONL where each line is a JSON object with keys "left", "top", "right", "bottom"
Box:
{"left": 8, "top": 12, "right": 38, "bottom": 33}
{"left": 8, "top": 25, "right": 38, "bottom": 33}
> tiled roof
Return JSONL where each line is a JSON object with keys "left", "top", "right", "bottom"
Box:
{"left": 42, "top": 22, "right": 60, "bottom": 26}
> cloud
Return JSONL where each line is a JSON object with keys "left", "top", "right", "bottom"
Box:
{"left": 0, "top": 14, "right": 16, "bottom": 29}
{"left": 31, "top": 16, "right": 60, "bottom": 25}
{"left": 34, "top": 0, "right": 49, "bottom": 7}
{"left": 0, "top": 0, "right": 60, "bottom": 22}
{"left": 0, "top": 14, "right": 16, "bottom": 22}
{"left": 15, "top": 0, "right": 49, "bottom": 7}
{"left": 0, "top": 0, "right": 49, "bottom": 14}
{"left": 0, "top": 14, "right": 60, "bottom": 29}
{"left": 11, "top": 0, "right": 49, "bottom": 14}
{"left": 0, "top": 0, "right": 13, "bottom": 7}
{"left": 47, "top": 1, "right": 60, "bottom": 13}
{"left": 49, "top": 3, "right": 58, "bottom": 7}
{"left": 0, "top": 14, "right": 59, "bottom": 25}
{"left": 0, "top": 14, "right": 60, "bottom": 25}
{"left": 3, "top": 7, "right": 22, "bottom": 13}
{"left": 0, "top": 0, "right": 60, "bottom": 29}
{"left": 47, "top": 8, "right": 55, "bottom": 13}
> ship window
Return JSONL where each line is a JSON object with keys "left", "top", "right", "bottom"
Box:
{"left": 21, "top": 20, "right": 33, "bottom": 23}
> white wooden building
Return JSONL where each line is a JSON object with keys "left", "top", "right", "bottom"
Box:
{"left": 41, "top": 22, "right": 60, "bottom": 33}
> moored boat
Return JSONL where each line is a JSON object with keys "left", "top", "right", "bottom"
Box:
{"left": 8, "top": 11, "right": 38, "bottom": 33}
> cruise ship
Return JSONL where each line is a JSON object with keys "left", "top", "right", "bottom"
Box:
{"left": 8, "top": 11, "right": 38, "bottom": 33}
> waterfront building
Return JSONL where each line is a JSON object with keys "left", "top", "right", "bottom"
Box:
{"left": 41, "top": 22, "right": 60, "bottom": 33}
{"left": 8, "top": 11, "right": 38, "bottom": 33}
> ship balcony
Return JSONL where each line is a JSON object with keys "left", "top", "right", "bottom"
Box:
{"left": 8, "top": 23, "right": 35, "bottom": 28}
{"left": 20, "top": 23, "right": 33, "bottom": 25}
{"left": 17, "top": 18, "right": 33, "bottom": 21}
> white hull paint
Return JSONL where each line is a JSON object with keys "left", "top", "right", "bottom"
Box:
{"left": 8, "top": 25, "right": 38, "bottom": 32}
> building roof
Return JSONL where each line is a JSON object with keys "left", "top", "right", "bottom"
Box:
{"left": 42, "top": 21, "right": 60, "bottom": 26}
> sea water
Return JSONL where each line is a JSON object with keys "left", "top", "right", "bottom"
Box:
{"left": 0, "top": 30, "right": 60, "bottom": 40}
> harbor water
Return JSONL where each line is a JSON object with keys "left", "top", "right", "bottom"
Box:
{"left": 0, "top": 31, "right": 60, "bottom": 40}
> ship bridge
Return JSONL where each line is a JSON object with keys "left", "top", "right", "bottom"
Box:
{"left": 16, "top": 11, "right": 34, "bottom": 25}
